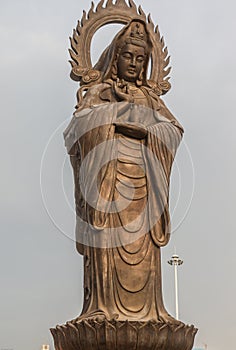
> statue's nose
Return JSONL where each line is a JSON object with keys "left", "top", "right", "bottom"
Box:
{"left": 130, "top": 57, "right": 136, "bottom": 66}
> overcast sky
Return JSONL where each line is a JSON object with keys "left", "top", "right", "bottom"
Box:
{"left": 0, "top": 1, "right": 236, "bottom": 349}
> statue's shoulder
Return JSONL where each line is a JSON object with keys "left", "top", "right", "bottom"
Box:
{"left": 140, "top": 86, "right": 162, "bottom": 110}
{"left": 76, "top": 82, "right": 114, "bottom": 110}
{"left": 87, "top": 81, "right": 119, "bottom": 103}
{"left": 84, "top": 82, "right": 112, "bottom": 101}
{"left": 142, "top": 86, "right": 183, "bottom": 131}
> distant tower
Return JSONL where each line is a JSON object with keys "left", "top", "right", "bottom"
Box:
{"left": 41, "top": 345, "right": 49, "bottom": 350}
{"left": 168, "top": 253, "right": 183, "bottom": 320}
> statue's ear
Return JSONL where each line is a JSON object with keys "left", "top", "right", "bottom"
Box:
{"left": 111, "top": 62, "right": 118, "bottom": 79}
{"left": 136, "top": 68, "right": 144, "bottom": 87}
{"left": 110, "top": 54, "right": 118, "bottom": 80}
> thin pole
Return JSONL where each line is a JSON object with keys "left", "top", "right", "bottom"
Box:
{"left": 168, "top": 254, "right": 183, "bottom": 320}
{"left": 174, "top": 262, "right": 179, "bottom": 319}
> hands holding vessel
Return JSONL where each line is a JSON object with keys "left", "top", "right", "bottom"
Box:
{"left": 113, "top": 121, "right": 147, "bottom": 139}
{"left": 113, "top": 78, "right": 147, "bottom": 139}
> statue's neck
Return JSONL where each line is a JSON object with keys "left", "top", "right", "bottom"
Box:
{"left": 125, "top": 81, "right": 139, "bottom": 88}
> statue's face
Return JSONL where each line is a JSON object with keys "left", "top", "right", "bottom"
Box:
{"left": 117, "top": 43, "right": 146, "bottom": 83}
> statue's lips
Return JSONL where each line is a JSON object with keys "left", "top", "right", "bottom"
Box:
{"left": 127, "top": 69, "right": 136, "bottom": 74}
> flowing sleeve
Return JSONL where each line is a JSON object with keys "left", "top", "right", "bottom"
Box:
{"left": 143, "top": 113, "right": 183, "bottom": 247}
{"left": 63, "top": 95, "right": 119, "bottom": 254}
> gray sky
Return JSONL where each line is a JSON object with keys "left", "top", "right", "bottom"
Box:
{"left": 0, "top": 0, "right": 236, "bottom": 349}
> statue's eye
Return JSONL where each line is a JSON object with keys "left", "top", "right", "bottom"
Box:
{"left": 122, "top": 52, "right": 132, "bottom": 60}
{"left": 137, "top": 56, "right": 144, "bottom": 63}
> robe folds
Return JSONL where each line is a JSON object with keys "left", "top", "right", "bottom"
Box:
{"left": 64, "top": 88, "right": 183, "bottom": 322}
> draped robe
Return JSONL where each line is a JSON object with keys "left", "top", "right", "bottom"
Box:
{"left": 64, "top": 83, "right": 183, "bottom": 322}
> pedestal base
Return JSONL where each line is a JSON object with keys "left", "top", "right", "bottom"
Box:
{"left": 50, "top": 318, "right": 197, "bottom": 350}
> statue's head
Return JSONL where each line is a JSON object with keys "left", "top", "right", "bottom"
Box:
{"left": 71, "top": 3, "right": 172, "bottom": 97}
{"left": 94, "top": 20, "right": 151, "bottom": 87}
{"left": 111, "top": 21, "right": 150, "bottom": 85}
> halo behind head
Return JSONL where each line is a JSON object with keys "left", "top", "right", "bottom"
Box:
{"left": 69, "top": 0, "right": 171, "bottom": 95}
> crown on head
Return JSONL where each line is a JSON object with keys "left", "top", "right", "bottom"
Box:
{"left": 130, "top": 22, "right": 145, "bottom": 41}
{"left": 118, "top": 21, "right": 148, "bottom": 50}
{"left": 117, "top": 20, "right": 149, "bottom": 50}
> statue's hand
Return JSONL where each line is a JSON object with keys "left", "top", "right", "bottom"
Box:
{"left": 112, "top": 79, "right": 133, "bottom": 103}
{"left": 114, "top": 121, "right": 147, "bottom": 139}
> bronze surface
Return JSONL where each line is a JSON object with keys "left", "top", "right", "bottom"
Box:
{"left": 51, "top": 1, "right": 197, "bottom": 349}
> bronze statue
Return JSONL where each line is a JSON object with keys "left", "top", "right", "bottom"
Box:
{"left": 51, "top": 1, "right": 197, "bottom": 349}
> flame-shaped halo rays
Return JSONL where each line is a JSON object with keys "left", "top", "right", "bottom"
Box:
{"left": 69, "top": 0, "right": 171, "bottom": 95}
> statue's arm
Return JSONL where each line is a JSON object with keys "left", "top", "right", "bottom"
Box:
{"left": 114, "top": 121, "right": 147, "bottom": 139}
